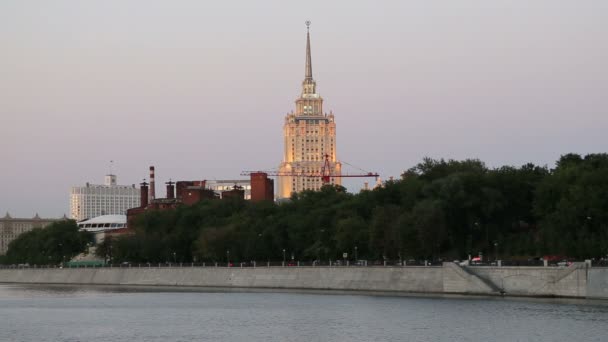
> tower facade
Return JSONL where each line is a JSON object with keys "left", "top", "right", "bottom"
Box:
{"left": 278, "top": 23, "right": 341, "bottom": 198}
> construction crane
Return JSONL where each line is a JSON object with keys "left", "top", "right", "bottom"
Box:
{"left": 241, "top": 154, "right": 379, "bottom": 185}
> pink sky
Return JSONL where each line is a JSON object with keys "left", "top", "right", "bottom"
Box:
{"left": 1, "top": 1, "right": 607, "bottom": 217}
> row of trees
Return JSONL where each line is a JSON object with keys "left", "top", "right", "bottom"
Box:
{"left": 97, "top": 153, "right": 608, "bottom": 264}
{"left": 2, "top": 220, "right": 91, "bottom": 265}
{"left": 3, "top": 153, "right": 606, "bottom": 265}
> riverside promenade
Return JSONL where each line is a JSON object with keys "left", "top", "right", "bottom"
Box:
{"left": 1, "top": 262, "right": 607, "bottom": 299}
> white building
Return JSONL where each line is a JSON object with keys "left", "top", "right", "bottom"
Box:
{"left": 77, "top": 214, "right": 127, "bottom": 244}
{"left": 70, "top": 175, "right": 140, "bottom": 221}
{"left": 205, "top": 180, "right": 251, "bottom": 200}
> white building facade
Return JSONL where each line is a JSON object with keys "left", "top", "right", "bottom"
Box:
{"left": 70, "top": 175, "right": 140, "bottom": 221}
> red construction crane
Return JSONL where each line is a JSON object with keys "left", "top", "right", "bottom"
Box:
{"left": 241, "top": 154, "right": 379, "bottom": 185}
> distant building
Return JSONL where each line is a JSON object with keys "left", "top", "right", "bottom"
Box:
{"left": 125, "top": 167, "right": 267, "bottom": 230}
{"left": 70, "top": 174, "right": 140, "bottom": 221}
{"left": 77, "top": 214, "right": 127, "bottom": 244}
{"left": 205, "top": 180, "right": 251, "bottom": 199}
{"left": 77, "top": 214, "right": 127, "bottom": 232}
{"left": 250, "top": 173, "right": 274, "bottom": 202}
{"left": 126, "top": 168, "right": 217, "bottom": 229}
{"left": 0, "top": 213, "right": 65, "bottom": 255}
{"left": 278, "top": 23, "right": 341, "bottom": 198}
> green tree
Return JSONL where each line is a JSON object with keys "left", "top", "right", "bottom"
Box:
{"left": 4, "top": 220, "right": 92, "bottom": 265}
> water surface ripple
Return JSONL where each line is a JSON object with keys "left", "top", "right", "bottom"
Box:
{"left": 1, "top": 285, "right": 607, "bottom": 342}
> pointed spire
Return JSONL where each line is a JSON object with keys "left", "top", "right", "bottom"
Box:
{"left": 301, "top": 21, "right": 317, "bottom": 96}
{"left": 305, "top": 20, "right": 313, "bottom": 81}
{"left": 4, "top": 212, "right": 11, "bottom": 219}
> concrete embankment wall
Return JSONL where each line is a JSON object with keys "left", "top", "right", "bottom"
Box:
{"left": 468, "top": 265, "right": 588, "bottom": 298}
{"left": 1, "top": 265, "right": 606, "bottom": 299}
{"left": 0, "top": 266, "right": 443, "bottom": 294}
{"left": 587, "top": 269, "right": 608, "bottom": 299}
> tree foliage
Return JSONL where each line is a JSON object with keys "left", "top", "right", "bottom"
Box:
{"left": 3, "top": 220, "right": 92, "bottom": 265}
{"left": 52, "top": 154, "right": 608, "bottom": 263}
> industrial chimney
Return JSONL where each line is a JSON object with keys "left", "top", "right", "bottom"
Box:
{"left": 140, "top": 181, "right": 149, "bottom": 207}
{"left": 149, "top": 166, "right": 156, "bottom": 203}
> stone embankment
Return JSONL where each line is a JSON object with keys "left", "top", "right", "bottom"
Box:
{"left": 1, "top": 263, "right": 606, "bottom": 299}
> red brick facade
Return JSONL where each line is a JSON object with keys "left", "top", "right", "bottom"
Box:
{"left": 250, "top": 172, "right": 274, "bottom": 202}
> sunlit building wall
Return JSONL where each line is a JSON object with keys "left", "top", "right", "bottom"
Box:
{"left": 278, "top": 25, "right": 341, "bottom": 198}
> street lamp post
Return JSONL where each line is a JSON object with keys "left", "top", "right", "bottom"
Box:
{"left": 226, "top": 250, "right": 230, "bottom": 266}
{"left": 173, "top": 252, "right": 177, "bottom": 264}
{"left": 257, "top": 233, "right": 262, "bottom": 261}
{"left": 354, "top": 246, "right": 358, "bottom": 263}
{"left": 282, "top": 249, "right": 286, "bottom": 266}
{"left": 494, "top": 241, "right": 499, "bottom": 261}
{"left": 318, "top": 229, "right": 325, "bottom": 262}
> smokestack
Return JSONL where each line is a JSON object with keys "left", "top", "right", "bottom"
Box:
{"left": 140, "top": 181, "right": 149, "bottom": 207}
{"left": 166, "top": 180, "right": 175, "bottom": 199}
{"left": 149, "top": 166, "right": 155, "bottom": 203}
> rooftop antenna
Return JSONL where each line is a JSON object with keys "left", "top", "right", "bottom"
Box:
{"left": 305, "top": 20, "right": 311, "bottom": 31}
{"left": 109, "top": 160, "right": 114, "bottom": 175}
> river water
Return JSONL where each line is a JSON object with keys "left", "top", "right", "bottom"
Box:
{"left": 1, "top": 285, "right": 607, "bottom": 342}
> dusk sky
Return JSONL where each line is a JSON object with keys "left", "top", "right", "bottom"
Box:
{"left": 1, "top": 1, "right": 607, "bottom": 218}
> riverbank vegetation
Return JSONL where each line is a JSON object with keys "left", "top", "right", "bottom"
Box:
{"left": 95, "top": 153, "right": 607, "bottom": 264}
{"left": 2, "top": 153, "right": 606, "bottom": 265}
{"left": 2, "top": 220, "right": 91, "bottom": 265}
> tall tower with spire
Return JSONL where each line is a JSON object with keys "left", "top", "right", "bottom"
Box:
{"left": 278, "top": 22, "right": 341, "bottom": 198}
